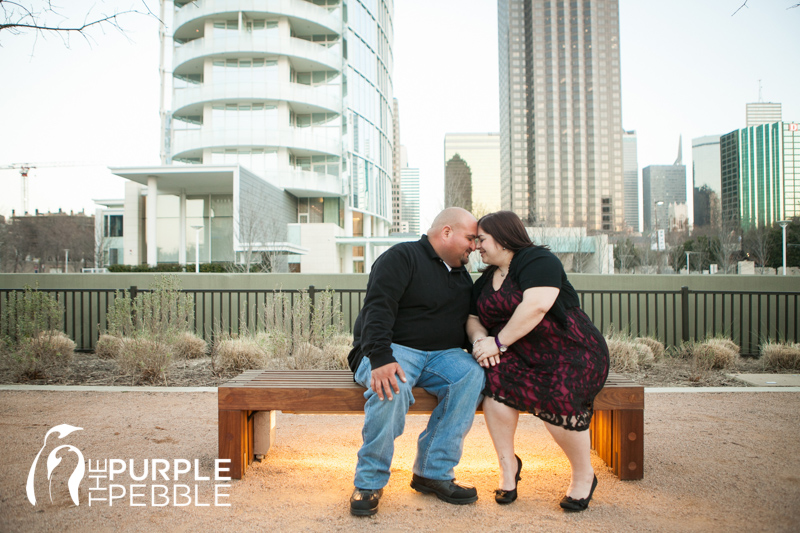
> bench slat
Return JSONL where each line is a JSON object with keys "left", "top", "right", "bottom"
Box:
{"left": 218, "top": 371, "right": 643, "bottom": 412}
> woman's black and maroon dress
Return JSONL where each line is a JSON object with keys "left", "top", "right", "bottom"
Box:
{"left": 471, "top": 246, "right": 609, "bottom": 431}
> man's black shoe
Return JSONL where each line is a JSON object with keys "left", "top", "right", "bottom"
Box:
{"left": 410, "top": 474, "right": 478, "bottom": 504}
{"left": 350, "top": 488, "right": 383, "bottom": 516}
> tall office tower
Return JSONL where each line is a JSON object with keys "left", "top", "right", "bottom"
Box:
{"left": 400, "top": 166, "right": 421, "bottom": 236}
{"left": 498, "top": 0, "right": 624, "bottom": 231}
{"left": 114, "top": 0, "right": 394, "bottom": 272}
{"left": 746, "top": 102, "right": 782, "bottom": 127}
{"left": 391, "top": 98, "right": 403, "bottom": 233}
{"left": 721, "top": 122, "right": 800, "bottom": 229}
{"left": 444, "top": 133, "right": 501, "bottom": 214}
{"left": 692, "top": 135, "right": 722, "bottom": 191}
{"left": 622, "top": 130, "right": 640, "bottom": 232}
{"left": 692, "top": 134, "right": 722, "bottom": 227}
{"left": 642, "top": 154, "right": 687, "bottom": 233}
{"left": 444, "top": 154, "right": 473, "bottom": 212}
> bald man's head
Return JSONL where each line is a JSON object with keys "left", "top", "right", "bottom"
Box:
{"left": 427, "top": 207, "right": 478, "bottom": 268}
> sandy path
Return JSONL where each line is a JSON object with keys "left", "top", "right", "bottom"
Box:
{"left": 1, "top": 390, "right": 799, "bottom": 532}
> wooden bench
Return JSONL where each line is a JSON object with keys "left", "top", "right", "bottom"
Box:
{"left": 218, "top": 370, "right": 644, "bottom": 481}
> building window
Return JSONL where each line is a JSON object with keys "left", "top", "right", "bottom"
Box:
{"left": 105, "top": 215, "right": 123, "bottom": 237}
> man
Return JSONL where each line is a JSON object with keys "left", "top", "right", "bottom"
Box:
{"left": 348, "top": 207, "right": 485, "bottom": 516}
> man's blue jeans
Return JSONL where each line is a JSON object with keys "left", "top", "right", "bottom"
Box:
{"left": 353, "top": 343, "right": 485, "bottom": 490}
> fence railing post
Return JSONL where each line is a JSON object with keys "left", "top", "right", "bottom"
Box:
{"left": 308, "top": 285, "right": 316, "bottom": 326}
{"left": 681, "top": 286, "right": 690, "bottom": 343}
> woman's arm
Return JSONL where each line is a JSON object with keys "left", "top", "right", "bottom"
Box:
{"left": 466, "top": 314, "right": 489, "bottom": 344}
{"left": 472, "top": 286, "right": 560, "bottom": 366}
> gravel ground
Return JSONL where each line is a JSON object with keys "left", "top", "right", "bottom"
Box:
{"left": 1, "top": 390, "right": 799, "bottom": 532}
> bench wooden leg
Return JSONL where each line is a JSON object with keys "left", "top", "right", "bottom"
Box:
{"left": 613, "top": 409, "right": 643, "bottom": 480}
{"left": 591, "top": 409, "right": 614, "bottom": 474}
{"left": 219, "top": 409, "right": 253, "bottom": 480}
{"left": 590, "top": 409, "right": 643, "bottom": 480}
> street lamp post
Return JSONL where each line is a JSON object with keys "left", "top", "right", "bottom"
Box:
{"left": 778, "top": 221, "right": 790, "bottom": 276}
{"left": 191, "top": 225, "right": 203, "bottom": 273}
{"left": 64, "top": 249, "right": 69, "bottom": 274}
{"left": 685, "top": 250, "right": 699, "bottom": 275}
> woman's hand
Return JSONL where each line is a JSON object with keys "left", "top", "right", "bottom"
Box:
{"left": 472, "top": 337, "right": 501, "bottom": 368}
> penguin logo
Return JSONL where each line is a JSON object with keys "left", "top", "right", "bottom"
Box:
{"left": 26, "top": 424, "right": 86, "bottom": 506}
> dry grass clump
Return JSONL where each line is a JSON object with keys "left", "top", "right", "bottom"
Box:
{"left": 674, "top": 337, "right": 740, "bottom": 380}
{"left": 172, "top": 332, "right": 207, "bottom": 359}
{"left": 12, "top": 331, "right": 76, "bottom": 378}
{"left": 605, "top": 334, "right": 654, "bottom": 372}
{"left": 117, "top": 337, "right": 173, "bottom": 384}
{"left": 634, "top": 336, "right": 665, "bottom": 361}
{"left": 95, "top": 334, "right": 123, "bottom": 359}
{"left": 212, "top": 335, "right": 269, "bottom": 372}
{"left": 761, "top": 341, "right": 800, "bottom": 370}
{"left": 675, "top": 338, "right": 740, "bottom": 369}
{"left": 288, "top": 340, "right": 350, "bottom": 370}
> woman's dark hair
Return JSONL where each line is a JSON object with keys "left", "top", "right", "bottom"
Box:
{"left": 477, "top": 211, "right": 547, "bottom": 275}
{"left": 477, "top": 211, "right": 536, "bottom": 252}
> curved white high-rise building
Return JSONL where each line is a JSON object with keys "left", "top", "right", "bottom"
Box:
{"left": 114, "top": 0, "right": 398, "bottom": 273}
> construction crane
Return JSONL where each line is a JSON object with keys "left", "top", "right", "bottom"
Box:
{"left": 0, "top": 162, "right": 98, "bottom": 214}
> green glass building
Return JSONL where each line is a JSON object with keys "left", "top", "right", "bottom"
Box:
{"left": 721, "top": 122, "right": 800, "bottom": 229}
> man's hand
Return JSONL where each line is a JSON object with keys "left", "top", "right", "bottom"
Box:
{"left": 370, "top": 362, "right": 407, "bottom": 401}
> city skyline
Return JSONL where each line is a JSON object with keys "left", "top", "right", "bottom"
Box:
{"left": 1, "top": 0, "right": 798, "bottom": 232}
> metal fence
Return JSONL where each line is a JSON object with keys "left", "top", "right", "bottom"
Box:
{"left": 1, "top": 285, "right": 797, "bottom": 355}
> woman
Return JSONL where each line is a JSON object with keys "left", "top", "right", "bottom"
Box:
{"left": 468, "top": 211, "right": 609, "bottom": 511}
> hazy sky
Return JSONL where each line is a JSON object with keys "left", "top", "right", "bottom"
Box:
{"left": 1, "top": 0, "right": 798, "bottom": 229}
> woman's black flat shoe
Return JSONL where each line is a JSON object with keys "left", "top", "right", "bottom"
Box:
{"left": 495, "top": 454, "right": 522, "bottom": 504}
{"left": 559, "top": 475, "right": 597, "bottom": 512}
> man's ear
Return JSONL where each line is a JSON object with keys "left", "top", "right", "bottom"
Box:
{"left": 441, "top": 225, "right": 452, "bottom": 238}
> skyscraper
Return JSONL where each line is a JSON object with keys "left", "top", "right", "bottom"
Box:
{"left": 391, "top": 98, "right": 403, "bottom": 233}
{"left": 746, "top": 102, "right": 782, "bottom": 127}
{"left": 692, "top": 134, "right": 722, "bottom": 228}
{"left": 113, "top": 0, "right": 396, "bottom": 273}
{"left": 400, "top": 166, "right": 420, "bottom": 236}
{"left": 622, "top": 130, "right": 640, "bottom": 232}
{"left": 721, "top": 121, "right": 800, "bottom": 229}
{"left": 498, "top": 0, "right": 624, "bottom": 231}
{"left": 643, "top": 156, "right": 687, "bottom": 233}
{"left": 444, "top": 154, "right": 473, "bottom": 212}
{"left": 692, "top": 135, "right": 722, "bottom": 192}
{"left": 444, "top": 133, "right": 502, "bottom": 214}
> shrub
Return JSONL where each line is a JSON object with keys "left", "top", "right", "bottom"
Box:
{"left": 0, "top": 286, "right": 72, "bottom": 378}
{"left": 1, "top": 285, "right": 62, "bottom": 345}
{"left": 212, "top": 335, "right": 268, "bottom": 372}
{"left": 117, "top": 337, "right": 173, "bottom": 384}
{"left": 13, "top": 331, "right": 75, "bottom": 379}
{"left": 676, "top": 338, "right": 739, "bottom": 369}
{"left": 94, "top": 334, "right": 123, "bottom": 359}
{"left": 605, "top": 334, "right": 653, "bottom": 372}
{"left": 703, "top": 338, "right": 740, "bottom": 368}
{"left": 103, "top": 275, "right": 196, "bottom": 382}
{"left": 634, "top": 336, "right": 665, "bottom": 361}
{"left": 172, "top": 332, "right": 207, "bottom": 359}
{"left": 761, "top": 341, "right": 800, "bottom": 370}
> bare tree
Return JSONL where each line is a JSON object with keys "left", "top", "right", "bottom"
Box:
{"left": 742, "top": 224, "right": 772, "bottom": 274}
{"left": 94, "top": 219, "right": 110, "bottom": 269}
{"left": 613, "top": 237, "right": 640, "bottom": 274}
{"left": 1, "top": 1, "right": 161, "bottom": 46}
{"left": 233, "top": 190, "right": 288, "bottom": 273}
{"left": 712, "top": 214, "right": 741, "bottom": 274}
